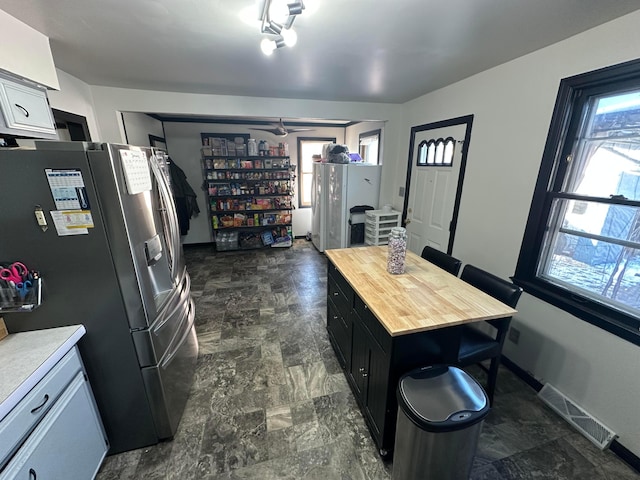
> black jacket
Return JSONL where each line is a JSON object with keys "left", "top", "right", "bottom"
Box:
{"left": 168, "top": 157, "right": 200, "bottom": 235}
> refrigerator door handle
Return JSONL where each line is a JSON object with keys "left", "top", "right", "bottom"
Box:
{"left": 153, "top": 273, "right": 190, "bottom": 334}
{"left": 161, "top": 297, "right": 195, "bottom": 369}
{"left": 149, "top": 155, "right": 180, "bottom": 277}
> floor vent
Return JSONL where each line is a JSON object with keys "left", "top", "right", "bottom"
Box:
{"left": 538, "top": 383, "right": 616, "bottom": 450}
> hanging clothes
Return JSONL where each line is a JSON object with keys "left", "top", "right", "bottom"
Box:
{"left": 168, "top": 157, "right": 200, "bottom": 236}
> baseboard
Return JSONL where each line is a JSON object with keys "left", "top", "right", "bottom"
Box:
{"left": 500, "top": 355, "right": 543, "bottom": 392}
{"left": 500, "top": 355, "right": 640, "bottom": 474}
{"left": 182, "top": 242, "right": 214, "bottom": 249}
{"left": 610, "top": 441, "right": 640, "bottom": 473}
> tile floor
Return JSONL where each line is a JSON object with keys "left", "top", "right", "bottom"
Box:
{"left": 96, "top": 240, "right": 639, "bottom": 480}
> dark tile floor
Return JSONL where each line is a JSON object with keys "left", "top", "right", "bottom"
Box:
{"left": 96, "top": 240, "right": 639, "bottom": 480}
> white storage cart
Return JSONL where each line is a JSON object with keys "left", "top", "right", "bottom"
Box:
{"left": 364, "top": 209, "right": 402, "bottom": 246}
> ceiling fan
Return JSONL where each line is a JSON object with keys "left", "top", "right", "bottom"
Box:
{"left": 249, "top": 118, "right": 313, "bottom": 137}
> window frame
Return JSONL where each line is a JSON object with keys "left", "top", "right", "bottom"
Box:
{"left": 297, "top": 136, "right": 336, "bottom": 208}
{"left": 514, "top": 58, "right": 640, "bottom": 346}
{"left": 358, "top": 129, "right": 381, "bottom": 164}
{"left": 416, "top": 137, "right": 456, "bottom": 166}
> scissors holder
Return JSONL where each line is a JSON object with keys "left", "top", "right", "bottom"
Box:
{"left": 0, "top": 277, "right": 42, "bottom": 313}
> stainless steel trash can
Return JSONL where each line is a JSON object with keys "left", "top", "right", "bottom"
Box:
{"left": 392, "top": 365, "right": 490, "bottom": 480}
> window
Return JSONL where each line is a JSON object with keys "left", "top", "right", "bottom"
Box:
{"left": 297, "top": 137, "right": 335, "bottom": 208}
{"left": 515, "top": 58, "right": 640, "bottom": 345}
{"left": 416, "top": 137, "right": 455, "bottom": 166}
{"left": 359, "top": 129, "right": 381, "bottom": 164}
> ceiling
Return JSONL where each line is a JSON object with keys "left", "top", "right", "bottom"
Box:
{"left": 2, "top": 0, "right": 640, "bottom": 104}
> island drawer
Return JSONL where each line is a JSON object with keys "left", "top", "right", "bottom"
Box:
{"left": 327, "top": 261, "right": 355, "bottom": 302}
{"left": 328, "top": 275, "right": 352, "bottom": 321}
{"left": 354, "top": 296, "right": 392, "bottom": 354}
{"left": 0, "top": 347, "right": 82, "bottom": 468}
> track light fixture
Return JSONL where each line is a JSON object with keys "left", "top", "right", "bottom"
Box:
{"left": 259, "top": 0, "right": 305, "bottom": 55}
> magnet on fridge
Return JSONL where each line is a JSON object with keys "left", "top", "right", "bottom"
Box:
{"left": 34, "top": 205, "right": 48, "bottom": 232}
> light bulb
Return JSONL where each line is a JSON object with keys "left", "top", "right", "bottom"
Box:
{"left": 261, "top": 38, "right": 276, "bottom": 56}
{"left": 281, "top": 28, "right": 297, "bottom": 47}
{"left": 269, "top": 0, "right": 289, "bottom": 24}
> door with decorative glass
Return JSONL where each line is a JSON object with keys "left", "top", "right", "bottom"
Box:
{"left": 403, "top": 116, "right": 472, "bottom": 255}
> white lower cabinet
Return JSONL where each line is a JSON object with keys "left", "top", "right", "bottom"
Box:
{"left": 0, "top": 348, "right": 108, "bottom": 480}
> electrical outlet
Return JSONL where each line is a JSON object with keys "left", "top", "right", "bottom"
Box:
{"left": 508, "top": 327, "right": 520, "bottom": 344}
{"left": 399, "top": 186, "right": 405, "bottom": 197}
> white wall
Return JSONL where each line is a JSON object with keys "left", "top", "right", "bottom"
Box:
{"left": 121, "top": 112, "right": 163, "bottom": 147}
{"left": 0, "top": 9, "right": 58, "bottom": 89}
{"left": 47, "top": 69, "right": 101, "bottom": 141}
{"left": 398, "top": 10, "right": 640, "bottom": 456}
{"left": 162, "top": 121, "right": 345, "bottom": 243}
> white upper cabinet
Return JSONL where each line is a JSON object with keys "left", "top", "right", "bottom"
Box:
{"left": 0, "top": 9, "right": 59, "bottom": 90}
{"left": 0, "top": 73, "right": 57, "bottom": 138}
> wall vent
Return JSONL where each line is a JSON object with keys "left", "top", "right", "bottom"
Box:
{"left": 538, "top": 383, "right": 617, "bottom": 450}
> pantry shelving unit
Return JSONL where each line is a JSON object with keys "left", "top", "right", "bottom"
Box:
{"left": 201, "top": 142, "right": 294, "bottom": 251}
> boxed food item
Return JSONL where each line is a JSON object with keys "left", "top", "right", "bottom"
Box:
{"left": 261, "top": 231, "right": 274, "bottom": 246}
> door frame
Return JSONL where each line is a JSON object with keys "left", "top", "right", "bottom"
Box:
{"left": 52, "top": 108, "right": 92, "bottom": 141}
{"left": 402, "top": 114, "right": 474, "bottom": 255}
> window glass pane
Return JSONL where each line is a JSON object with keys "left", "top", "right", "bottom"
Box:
{"left": 444, "top": 139, "right": 455, "bottom": 165}
{"left": 427, "top": 142, "right": 435, "bottom": 164}
{"left": 565, "top": 90, "right": 640, "bottom": 200}
{"left": 417, "top": 142, "right": 427, "bottom": 165}
{"left": 299, "top": 139, "right": 330, "bottom": 207}
{"left": 301, "top": 141, "right": 325, "bottom": 174}
{"left": 359, "top": 131, "right": 380, "bottom": 164}
{"left": 302, "top": 172, "right": 312, "bottom": 205}
{"left": 540, "top": 198, "right": 640, "bottom": 316}
{"left": 588, "top": 90, "right": 640, "bottom": 138}
{"left": 435, "top": 141, "right": 444, "bottom": 164}
{"left": 542, "top": 231, "right": 640, "bottom": 317}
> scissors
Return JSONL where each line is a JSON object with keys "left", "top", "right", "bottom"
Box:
{"left": 0, "top": 262, "right": 28, "bottom": 284}
{"left": 15, "top": 280, "right": 33, "bottom": 300}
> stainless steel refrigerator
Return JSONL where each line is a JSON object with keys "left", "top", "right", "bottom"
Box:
{"left": 0, "top": 142, "right": 198, "bottom": 454}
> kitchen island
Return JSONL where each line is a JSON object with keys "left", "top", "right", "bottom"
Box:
{"left": 0, "top": 325, "right": 108, "bottom": 479}
{"left": 325, "top": 246, "right": 517, "bottom": 455}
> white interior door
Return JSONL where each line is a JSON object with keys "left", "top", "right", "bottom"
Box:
{"left": 404, "top": 123, "right": 468, "bottom": 255}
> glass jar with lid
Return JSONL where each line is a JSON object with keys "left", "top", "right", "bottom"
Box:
{"left": 387, "top": 227, "right": 407, "bottom": 274}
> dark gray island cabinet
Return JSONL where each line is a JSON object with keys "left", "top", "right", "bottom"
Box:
{"left": 327, "top": 260, "right": 458, "bottom": 455}
{"left": 325, "top": 247, "right": 517, "bottom": 455}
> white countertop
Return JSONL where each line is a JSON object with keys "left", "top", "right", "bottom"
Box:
{"left": 0, "top": 325, "right": 86, "bottom": 421}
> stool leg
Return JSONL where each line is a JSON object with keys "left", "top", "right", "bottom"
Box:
{"left": 486, "top": 356, "right": 500, "bottom": 405}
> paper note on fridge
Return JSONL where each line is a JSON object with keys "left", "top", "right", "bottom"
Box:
{"left": 50, "top": 210, "right": 94, "bottom": 236}
{"left": 45, "top": 168, "right": 91, "bottom": 210}
{"left": 120, "top": 149, "right": 152, "bottom": 194}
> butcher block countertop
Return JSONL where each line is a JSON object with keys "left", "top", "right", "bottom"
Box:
{"left": 325, "top": 246, "right": 517, "bottom": 337}
{"left": 0, "top": 325, "right": 86, "bottom": 421}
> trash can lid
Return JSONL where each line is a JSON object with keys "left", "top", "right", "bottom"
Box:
{"left": 397, "top": 365, "right": 490, "bottom": 432}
